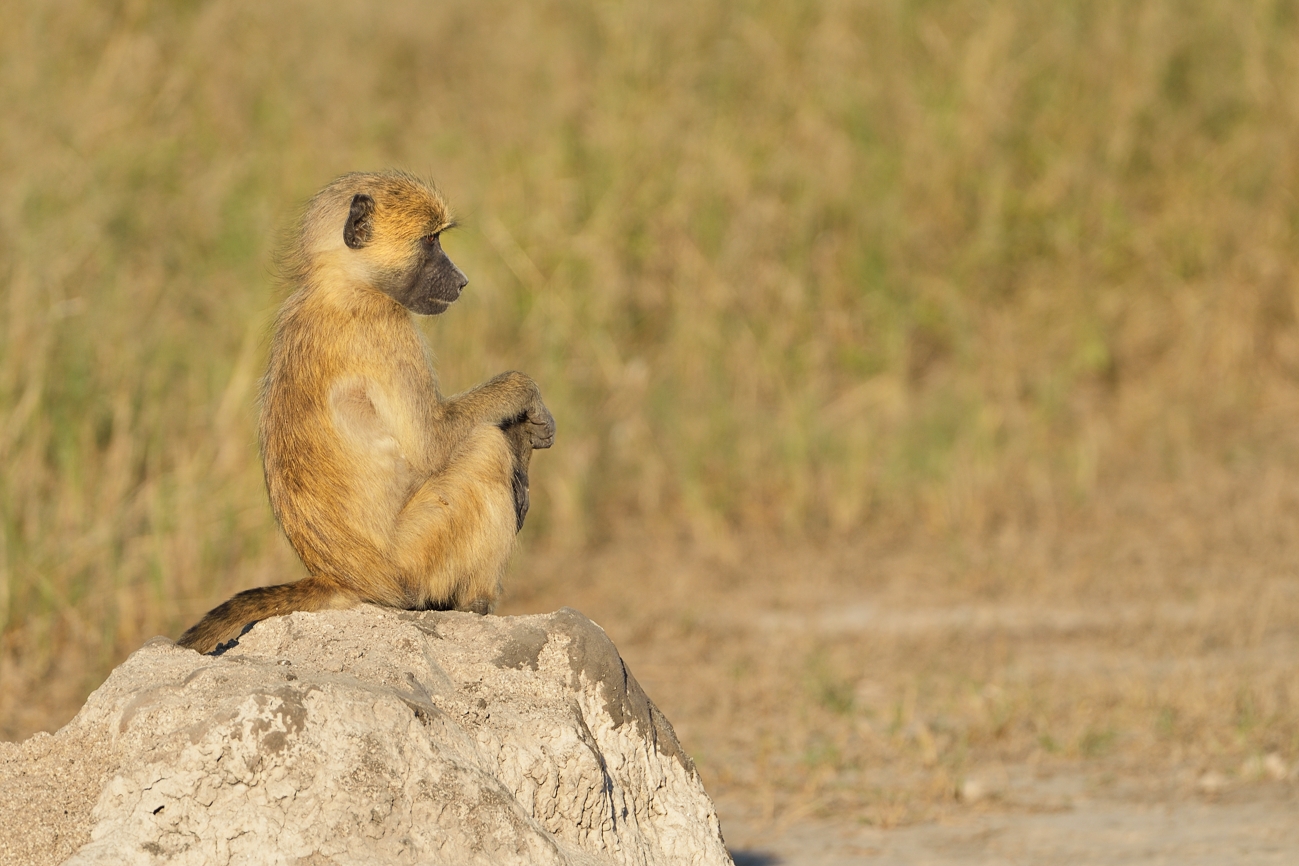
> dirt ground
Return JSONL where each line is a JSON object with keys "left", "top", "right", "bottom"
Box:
{"left": 720, "top": 777, "right": 1299, "bottom": 865}
{"left": 575, "top": 563, "right": 1299, "bottom": 864}
{"left": 503, "top": 470, "right": 1299, "bottom": 863}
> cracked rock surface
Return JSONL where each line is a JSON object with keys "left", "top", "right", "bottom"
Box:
{"left": 0, "top": 606, "right": 732, "bottom": 866}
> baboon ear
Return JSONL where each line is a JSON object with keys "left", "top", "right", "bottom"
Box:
{"left": 343, "top": 194, "right": 375, "bottom": 249}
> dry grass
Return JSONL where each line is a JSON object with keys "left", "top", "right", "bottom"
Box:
{"left": 3, "top": 0, "right": 1299, "bottom": 824}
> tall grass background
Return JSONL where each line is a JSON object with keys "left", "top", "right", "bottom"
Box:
{"left": 3, "top": 0, "right": 1299, "bottom": 738}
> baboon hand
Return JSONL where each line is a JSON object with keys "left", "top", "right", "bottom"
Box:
{"left": 525, "top": 402, "right": 556, "bottom": 450}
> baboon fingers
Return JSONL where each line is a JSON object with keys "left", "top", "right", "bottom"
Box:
{"left": 525, "top": 405, "right": 556, "bottom": 449}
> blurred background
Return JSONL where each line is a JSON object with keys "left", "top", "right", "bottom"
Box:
{"left": 3, "top": 0, "right": 1299, "bottom": 835}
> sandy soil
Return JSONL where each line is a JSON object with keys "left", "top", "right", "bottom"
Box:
{"left": 719, "top": 770, "right": 1299, "bottom": 865}
{"left": 504, "top": 504, "right": 1299, "bottom": 864}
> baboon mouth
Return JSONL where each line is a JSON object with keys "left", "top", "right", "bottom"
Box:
{"left": 421, "top": 297, "right": 454, "bottom": 315}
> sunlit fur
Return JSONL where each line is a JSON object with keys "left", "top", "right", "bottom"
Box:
{"left": 178, "top": 171, "right": 553, "bottom": 653}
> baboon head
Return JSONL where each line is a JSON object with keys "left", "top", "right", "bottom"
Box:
{"left": 312, "top": 171, "right": 468, "bottom": 315}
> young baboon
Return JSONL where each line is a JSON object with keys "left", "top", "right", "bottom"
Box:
{"left": 178, "top": 171, "right": 554, "bottom": 654}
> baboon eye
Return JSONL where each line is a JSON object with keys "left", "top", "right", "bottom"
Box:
{"left": 421, "top": 233, "right": 440, "bottom": 248}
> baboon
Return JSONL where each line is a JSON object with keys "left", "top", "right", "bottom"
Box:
{"left": 178, "top": 171, "right": 554, "bottom": 654}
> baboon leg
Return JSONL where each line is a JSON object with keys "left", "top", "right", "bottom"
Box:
{"left": 177, "top": 575, "right": 357, "bottom": 654}
{"left": 391, "top": 426, "right": 518, "bottom": 612}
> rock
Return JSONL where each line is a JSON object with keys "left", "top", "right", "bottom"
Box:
{"left": 0, "top": 606, "right": 733, "bottom": 866}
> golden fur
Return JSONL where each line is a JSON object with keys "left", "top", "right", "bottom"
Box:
{"left": 178, "top": 171, "right": 554, "bottom": 653}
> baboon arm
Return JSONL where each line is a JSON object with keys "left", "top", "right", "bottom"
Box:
{"left": 438, "top": 373, "right": 551, "bottom": 531}
{"left": 440, "top": 371, "right": 551, "bottom": 442}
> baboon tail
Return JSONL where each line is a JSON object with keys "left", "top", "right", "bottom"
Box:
{"left": 177, "top": 575, "right": 356, "bottom": 654}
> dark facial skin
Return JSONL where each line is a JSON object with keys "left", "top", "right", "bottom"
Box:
{"left": 393, "top": 233, "right": 468, "bottom": 316}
